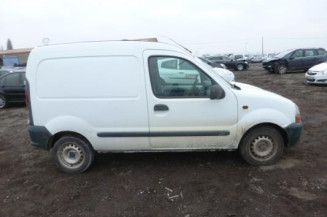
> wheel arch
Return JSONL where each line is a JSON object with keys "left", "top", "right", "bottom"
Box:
{"left": 239, "top": 122, "right": 287, "bottom": 149}
{"left": 48, "top": 131, "right": 94, "bottom": 151}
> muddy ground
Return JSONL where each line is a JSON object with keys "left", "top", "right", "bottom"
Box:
{"left": 0, "top": 64, "right": 327, "bottom": 217}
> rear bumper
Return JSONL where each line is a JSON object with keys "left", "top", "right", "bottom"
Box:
{"left": 284, "top": 122, "right": 303, "bottom": 147}
{"left": 28, "top": 125, "right": 52, "bottom": 150}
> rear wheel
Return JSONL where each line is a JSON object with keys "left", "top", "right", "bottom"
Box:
{"left": 239, "top": 126, "right": 284, "bottom": 165}
{"left": 0, "top": 95, "right": 7, "bottom": 109}
{"left": 52, "top": 136, "right": 95, "bottom": 173}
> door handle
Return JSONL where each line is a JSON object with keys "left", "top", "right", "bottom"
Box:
{"left": 154, "top": 104, "right": 169, "bottom": 111}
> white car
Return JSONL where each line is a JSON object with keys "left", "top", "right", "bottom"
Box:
{"left": 305, "top": 62, "right": 327, "bottom": 84}
{"left": 212, "top": 67, "right": 235, "bottom": 82}
{"left": 197, "top": 57, "right": 234, "bottom": 82}
{"left": 26, "top": 40, "right": 302, "bottom": 173}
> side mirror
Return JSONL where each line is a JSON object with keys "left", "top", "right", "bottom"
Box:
{"left": 289, "top": 56, "right": 295, "bottom": 60}
{"left": 210, "top": 84, "right": 225, "bottom": 100}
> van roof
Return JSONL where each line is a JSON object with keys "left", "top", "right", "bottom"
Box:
{"left": 34, "top": 38, "right": 189, "bottom": 52}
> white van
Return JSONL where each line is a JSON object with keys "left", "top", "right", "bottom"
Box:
{"left": 26, "top": 40, "right": 303, "bottom": 173}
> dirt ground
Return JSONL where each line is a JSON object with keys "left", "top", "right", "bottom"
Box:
{"left": 1, "top": 64, "right": 327, "bottom": 217}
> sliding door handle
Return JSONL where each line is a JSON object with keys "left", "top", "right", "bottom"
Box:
{"left": 154, "top": 104, "right": 169, "bottom": 111}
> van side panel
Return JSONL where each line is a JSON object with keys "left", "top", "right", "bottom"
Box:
{"left": 29, "top": 52, "right": 150, "bottom": 151}
{"left": 36, "top": 56, "right": 139, "bottom": 98}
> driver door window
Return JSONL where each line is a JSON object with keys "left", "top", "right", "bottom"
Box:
{"left": 149, "top": 56, "right": 214, "bottom": 98}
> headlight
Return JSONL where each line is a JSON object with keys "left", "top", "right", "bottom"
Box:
{"left": 245, "top": 61, "right": 248, "bottom": 64}
{"left": 220, "top": 64, "right": 227, "bottom": 69}
{"left": 316, "top": 70, "right": 326, "bottom": 75}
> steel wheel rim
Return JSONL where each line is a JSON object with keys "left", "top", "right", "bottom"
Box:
{"left": 237, "top": 65, "right": 244, "bottom": 71}
{"left": 58, "top": 142, "right": 85, "bottom": 169}
{"left": 249, "top": 135, "right": 277, "bottom": 161}
{"left": 0, "top": 96, "right": 5, "bottom": 108}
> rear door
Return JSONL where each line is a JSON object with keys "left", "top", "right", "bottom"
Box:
{"left": 288, "top": 50, "right": 303, "bottom": 70}
{"left": 143, "top": 50, "right": 238, "bottom": 149}
{"left": 303, "top": 49, "right": 318, "bottom": 69}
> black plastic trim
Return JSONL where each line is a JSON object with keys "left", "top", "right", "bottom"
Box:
{"left": 97, "top": 131, "right": 230, "bottom": 137}
{"left": 285, "top": 121, "right": 303, "bottom": 147}
{"left": 25, "top": 80, "right": 34, "bottom": 125}
{"left": 28, "top": 125, "right": 52, "bottom": 150}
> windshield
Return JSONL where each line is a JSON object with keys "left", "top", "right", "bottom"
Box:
{"left": 274, "top": 49, "right": 294, "bottom": 58}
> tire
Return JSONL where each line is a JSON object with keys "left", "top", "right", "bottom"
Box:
{"left": 239, "top": 126, "right": 284, "bottom": 166}
{"left": 275, "top": 63, "right": 287, "bottom": 74}
{"left": 52, "top": 136, "right": 95, "bottom": 173}
{"left": 0, "top": 95, "right": 7, "bottom": 109}
{"left": 236, "top": 64, "right": 244, "bottom": 71}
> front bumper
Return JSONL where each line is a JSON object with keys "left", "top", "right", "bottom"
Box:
{"left": 28, "top": 125, "right": 52, "bottom": 150}
{"left": 284, "top": 122, "right": 303, "bottom": 147}
{"left": 305, "top": 73, "right": 327, "bottom": 84}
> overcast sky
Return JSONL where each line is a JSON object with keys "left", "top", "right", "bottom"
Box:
{"left": 1, "top": 0, "right": 326, "bottom": 55}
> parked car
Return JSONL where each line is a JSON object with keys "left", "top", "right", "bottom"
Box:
{"left": 198, "top": 57, "right": 234, "bottom": 82}
{"left": 198, "top": 57, "right": 227, "bottom": 69}
{"left": 229, "top": 54, "right": 245, "bottom": 60}
{"left": 0, "top": 66, "right": 24, "bottom": 77}
{"left": 305, "top": 62, "right": 327, "bottom": 84}
{"left": 0, "top": 69, "right": 10, "bottom": 77}
{"left": 262, "top": 48, "right": 327, "bottom": 74}
{"left": 26, "top": 40, "right": 302, "bottom": 173}
{"left": 251, "top": 55, "right": 264, "bottom": 63}
{"left": 0, "top": 69, "right": 26, "bottom": 108}
{"left": 206, "top": 55, "right": 249, "bottom": 71}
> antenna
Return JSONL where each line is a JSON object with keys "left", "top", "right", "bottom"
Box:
{"left": 156, "top": 36, "right": 192, "bottom": 54}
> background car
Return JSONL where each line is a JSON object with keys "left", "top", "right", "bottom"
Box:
{"left": 262, "top": 48, "right": 327, "bottom": 74}
{"left": 206, "top": 55, "right": 249, "bottom": 71}
{"left": 251, "top": 54, "right": 264, "bottom": 63}
{"left": 305, "top": 61, "right": 327, "bottom": 84}
{"left": 0, "top": 66, "right": 25, "bottom": 77}
{"left": 198, "top": 57, "right": 227, "bottom": 69}
{"left": 0, "top": 69, "right": 26, "bottom": 108}
{"left": 198, "top": 57, "right": 235, "bottom": 82}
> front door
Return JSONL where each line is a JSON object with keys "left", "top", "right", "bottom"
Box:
{"left": 143, "top": 50, "right": 238, "bottom": 149}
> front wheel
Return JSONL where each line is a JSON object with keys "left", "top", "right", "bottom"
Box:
{"left": 52, "top": 136, "right": 95, "bottom": 173}
{"left": 0, "top": 95, "right": 7, "bottom": 109}
{"left": 236, "top": 64, "right": 244, "bottom": 71}
{"left": 239, "top": 126, "right": 284, "bottom": 165}
{"left": 275, "top": 63, "right": 287, "bottom": 74}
